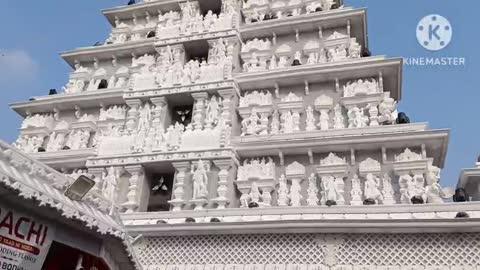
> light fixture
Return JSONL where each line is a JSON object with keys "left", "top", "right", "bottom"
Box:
{"left": 64, "top": 175, "right": 96, "bottom": 201}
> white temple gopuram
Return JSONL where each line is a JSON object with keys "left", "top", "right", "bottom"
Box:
{"left": 7, "top": 0, "right": 480, "bottom": 269}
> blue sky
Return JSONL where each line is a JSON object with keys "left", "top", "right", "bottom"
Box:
{"left": 0, "top": 0, "right": 478, "bottom": 187}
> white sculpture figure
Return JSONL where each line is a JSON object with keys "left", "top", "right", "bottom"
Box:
{"left": 165, "top": 123, "right": 184, "bottom": 151}
{"left": 137, "top": 103, "right": 152, "bottom": 132}
{"left": 306, "top": 52, "right": 317, "bottom": 64}
{"left": 305, "top": 106, "right": 316, "bottom": 131}
{"left": 350, "top": 174, "right": 363, "bottom": 205}
{"left": 333, "top": 104, "right": 345, "bottom": 129}
{"left": 366, "top": 103, "right": 379, "bottom": 126}
{"left": 292, "top": 51, "right": 302, "bottom": 65}
{"left": 281, "top": 111, "right": 294, "bottom": 133}
{"left": 343, "top": 78, "right": 380, "bottom": 98}
{"left": 270, "top": 110, "right": 280, "bottom": 134}
{"left": 249, "top": 182, "right": 261, "bottom": 204}
{"left": 289, "top": 179, "right": 303, "bottom": 207}
{"left": 292, "top": 111, "right": 301, "bottom": 132}
{"left": 318, "top": 49, "right": 327, "bottom": 63}
{"left": 349, "top": 39, "right": 362, "bottom": 58}
{"left": 192, "top": 160, "right": 209, "bottom": 199}
{"left": 46, "top": 132, "right": 66, "bottom": 152}
{"left": 269, "top": 55, "right": 277, "bottom": 70}
{"left": 63, "top": 79, "right": 86, "bottom": 94}
{"left": 277, "top": 174, "right": 289, "bottom": 206}
{"left": 321, "top": 175, "right": 341, "bottom": 204}
{"left": 317, "top": 109, "right": 330, "bottom": 130}
{"left": 411, "top": 174, "right": 427, "bottom": 203}
{"left": 347, "top": 106, "right": 369, "bottom": 128}
{"left": 382, "top": 173, "right": 396, "bottom": 205}
{"left": 205, "top": 96, "right": 220, "bottom": 127}
{"left": 102, "top": 167, "right": 118, "bottom": 204}
{"left": 306, "top": 173, "right": 319, "bottom": 206}
{"left": 278, "top": 56, "right": 288, "bottom": 68}
{"left": 398, "top": 174, "right": 413, "bottom": 204}
{"left": 241, "top": 109, "right": 264, "bottom": 136}
{"left": 425, "top": 163, "right": 452, "bottom": 203}
{"left": 378, "top": 94, "right": 398, "bottom": 124}
{"left": 328, "top": 44, "right": 347, "bottom": 62}
{"left": 364, "top": 173, "right": 383, "bottom": 204}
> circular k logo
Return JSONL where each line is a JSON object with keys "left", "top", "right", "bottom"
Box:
{"left": 416, "top": 14, "right": 452, "bottom": 51}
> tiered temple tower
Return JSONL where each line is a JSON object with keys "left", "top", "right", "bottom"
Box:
{"left": 10, "top": 0, "right": 480, "bottom": 269}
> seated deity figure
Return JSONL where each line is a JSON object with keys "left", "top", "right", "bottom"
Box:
{"left": 378, "top": 94, "right": 398, "bottom": 124}
{"left": 249, "top": 182, "right": 262, "bottom": 205}
{"left": 192, "top": 160, "right": 209, "bottom": 199}
{"left": 241, "top": 110, "right": 264, "bottom": 136}
{"left": 364, "top": 173, "right": 383, "bottom": 204}
{"left": 347, "top": 107, "right": 369, "bottom": 128}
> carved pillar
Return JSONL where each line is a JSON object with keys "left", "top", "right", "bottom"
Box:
{"left": 218, "top": 89, "right": 236, "bottom": 147}
{"left": 191, "top": 92, "right": 209, "bottom": 130}
{"left": 88, "top": 167, "right": 105, "bottom": 194}
{"left": 150, "top": 97, "right": 169, "bottom": 134}
{"left": 125, "top": 99, "right": 142, "bottom": 133}
{"left": 212, "top": 159, "right": 234, "bottom": 209}
{"left": 122, "top": 165, "right": 146, "bottom": 213}
{"left": 169, "top": 161, "right": 191, "bottom": 211}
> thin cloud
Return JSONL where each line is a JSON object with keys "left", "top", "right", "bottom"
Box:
{"left": 0, "top": 49, "right": 39, "bottom": 84}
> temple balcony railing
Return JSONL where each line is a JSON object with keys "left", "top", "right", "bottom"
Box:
{"left": 121, "top": 202, "right": 480, "bottom": 235}
{"left": 242, "top": 0, "right": 344, "bottom": 24}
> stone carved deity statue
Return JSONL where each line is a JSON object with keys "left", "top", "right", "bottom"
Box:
{"left": 347, "top": 106, "right": 369, "bottom": 128}
{"left": 192, "top": 160, "right": 209, "bottom": 199}
{"left": 205, "top": 96, "right": 220, "bottom": 127}
{"left": 277, "top": 174, "right": 289, "bottom": 206}
{"left": 350, "top": 174, "right": 363, "bottom": 205}
{"left": 306, "top": 173, "right": 319, "bottom": 206}
{"left": 333, "top": 104, "right": 345, "bottom": 129}
{"left": 137, "top": 103, "right": 152, "bottom": 132}
{"left": 289, "top": 179, "right": 303, "bottom": 207}
{"left": 270, "top": 110, "right": 280, "bottom": 134}
{"left": 364, "top": 173, "right": 383, "bottom": 204}
{"left": 305, "top": 106, "right": 316, "bottom": 131}
{"left": 102, "top": 167, "right": 118, "bottom": 204}
{"left": 250, "top": 182, "right": 261, "bottom": 204}
{"left": 321, "top": 175, "right": 341, "bottom": 204}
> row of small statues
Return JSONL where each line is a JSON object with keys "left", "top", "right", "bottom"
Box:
{"left": 240, "top": 97, "right": 397, "bottom": 136}
{"left": 15, "top": 128, "right": 93, "bottom": 154}
{"left": 242, "top": 42, "right": 361, "bottom": 72}
{"left": 157, "top": 8, "right": 234, "bottom": 39}
{"left": 243, "top": 0, "right": 338, "bottom": 24}
{"left": 237, "top": 158, "right": 276, "bottom": 182}
{"left": 242, "top": 169, "right": 450, "bottom": 208}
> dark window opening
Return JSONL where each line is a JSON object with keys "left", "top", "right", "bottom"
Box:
{"left": 98, "top": 79, "right": 108, "bottom": 89}
{"left": 148, "top": 173, "right": 174, "bottom": 212}
{"left": 147, "top": 31, "right": 156, "bottom": 38}
{"left": 171, "top": 105, "right": 193, "bottom": 127}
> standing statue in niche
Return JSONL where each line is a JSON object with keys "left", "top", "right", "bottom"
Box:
{"left": 270, "top": 110, "right": 280, "bottom": 134}
{"left": 102, "top": 167, "right": 118, "bottom": 205}
{"left": 277, "top": 174, "right": 289, "bottom": 206}
{"left": 333, "top": 104, "right": 345, "bottom": 129}
{"left": 306, "top": 173, "right": 319, "bottom": 206}
{"left": 137, "top": 103, "right": 152, "bottom": 132}
{"left": 399, "top": 174, "right": 413, "bottom": 204}
{"left": 192, "top": 160, "right": 209, "bottom": 199}
{"left": 305, "top": 106, "right": 316, "bottom": 131}
{"left": 249, "top": 182, "right": 261, "bottom": 205}
{"left": 321, "top": 175, "right": 341, "bottom": 205}
{"left": 350, "top": 174, "right": 363, "bottom": 205}
{"left": 364, "top": 173, "right": 383, "bottom": 204}
{"left": 289, "top": 179, "right": 303, "bottom": 207}
{"left": 205, "top": 96, "right": 220, "bottom": 127}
